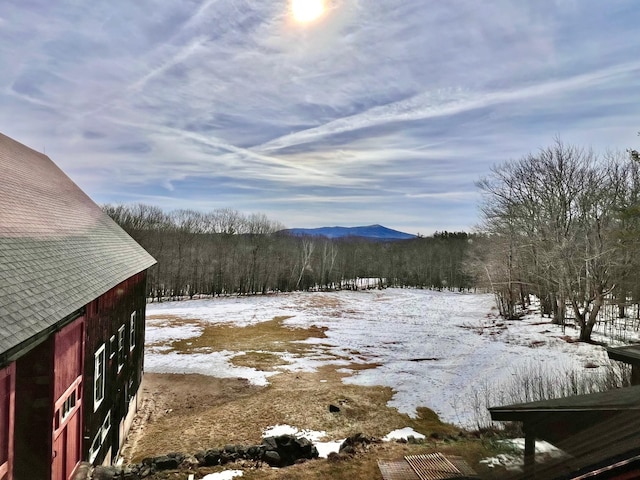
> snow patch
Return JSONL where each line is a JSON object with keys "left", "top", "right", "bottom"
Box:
{"left": 315, "top": 440, "right": 345, "bottom": 458}
{"left": 144, "top": 350, "right": 278, "bottom": 386}
{"left": 383, "top": 427, "right": 425, "bottom": 442}
{"left": 262, "top": 424, "right": 343, "bottom": 458}
{"left": 480, "top": 438, "right": 569, "bottom": 472}
{"left": 262, "top": 424, "right": 326, "bottom": 442}
{"left": 146, "top": 289, "right": 612, "bottom": 427}
{"left": 202, "top": 471, "right": 243, "bottom": 480}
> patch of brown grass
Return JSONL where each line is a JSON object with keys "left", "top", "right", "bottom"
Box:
{"left": 145, "top": 439, "right": 503, "bottom": 480}
{"left": 162, "top": 316, "right": 328, "bottom": 355}
{"left": 128, "top": 312, "right": 501, "bottom": 479}
{"left": 127, "top": 362, "right": 463, "bottom": 464}
{"left": 230, "top": 352, "right": 290, "bottom": 370}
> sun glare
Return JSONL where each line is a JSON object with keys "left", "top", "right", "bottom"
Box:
{"left": 291, "top": 0, "right": 325, "bottom": 23}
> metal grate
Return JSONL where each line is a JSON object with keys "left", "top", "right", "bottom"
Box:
{"left": 405, "top": 453, "right": 461, "bottom": 480}
{"left": 379, "top": 453, "right": 478, "bottom": 480}
{"left": 378, "top": 460, "right": 421, "bottom": 480}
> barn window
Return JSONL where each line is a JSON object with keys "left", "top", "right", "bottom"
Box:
{"left": 130, "top": 312, "right": 136, "bottom": 351}
{"left": 101, "top": 411, "right": 111, "bottom": 442}
{"left": 88, "top": 430, "right": 101, "bottom": 464}
{"left": 117, "top": 325, "right": 125, "bottom": 372}
{"left": 61, "top": 389, "right": 76, "bottom": 422}
{"left": 88, "top": 411, "right": 111, "bottom": 465}
{"left": 109, "top": 335, "right": 116, "bottom": 359}
{"left": 94, "top": 344, "right": 105, "bottom": 411}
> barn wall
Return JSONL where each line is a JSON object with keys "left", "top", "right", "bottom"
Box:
{"left": 14, "top": 337, "right": 54, "bottom": 480}
{"left": 82, "top": 271, "right": 148, "bottom": 465}
{"left": 0, "top": 364, "right": 15, "bottom": 480}
{"left": 52, "top": 317, "right": 85, "bottom": 480}
{"left": 53, "top": 319, "right": 84, "bottom": 400}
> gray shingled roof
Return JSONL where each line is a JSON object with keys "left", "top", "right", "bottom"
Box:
{"left": 0, "top": 132, "right": 156, "bottom": 359}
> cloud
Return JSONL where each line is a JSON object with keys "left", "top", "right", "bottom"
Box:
{"left": 1, "top": 0, "right": 639, "bottom": 234}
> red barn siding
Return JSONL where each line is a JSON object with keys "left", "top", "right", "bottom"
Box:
{"left": 53, "top": 319, "right": 84, "bottom": 400}
{"left": 0, "top": 364, "right": 15, "bottom": 480}
{"left": 52, "top": 317, "right": 85, "bottom": 480}
{"left": 14, "top": 337, "right": 54, "bottom": 480}
{"left": 83, "top": 271, "right": 147, "bottom": 465}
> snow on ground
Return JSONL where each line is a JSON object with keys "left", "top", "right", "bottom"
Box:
{"left": 145, "top": 349, "right": 278, "bottom": 386}
{"left": 480, "top": 438, "right": 569, "bottom": 472}
{"left": 262, "top": 424, "right": 344, "bottom": 458}
{"left": 263, "top": 425, "right": 327, "bottom": 442}
{"left": 383, "top": 427, "right": 426, "bottom": 442}
{"left": 202, "top": 471, "right": 243, "bottom": 480}
{"left": 261, "top": 424, "right": 426, "bottom": 458}
{"left": 145, "top": 288, "right": 612, "bottom": 427}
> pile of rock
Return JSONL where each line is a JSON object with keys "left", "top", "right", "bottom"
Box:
{"left": 90, "top": 434, "right": 319, "bottom": 479}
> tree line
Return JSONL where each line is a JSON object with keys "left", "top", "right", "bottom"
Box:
{"left": 103, "top": 204, "right": 474, "bottom": 300}
{"left": 469, "top": 138, "right": 640, "bottom": 342}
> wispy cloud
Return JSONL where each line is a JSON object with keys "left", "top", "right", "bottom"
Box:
{"left": 1, "top": 0, "right": 639, "bottom": 234}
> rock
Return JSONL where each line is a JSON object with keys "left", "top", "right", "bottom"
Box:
{"left": 194, "top": 451, "right": 206, "bottom": 464}
{"left": 138, "top": 466, "right": 153, "bottom": 478}
{"left": 121, "top": 467, "right": 138, "bottom": 480}
{"left": 339, "top": 433, "right": 372, "bottom": 453}
{"left": 180, "top": 454, "right": 199, "bottom": 468}
{"left": 247, "top": 445, "right": 263, "bottom": 460}
{"left": 263, "top": 450, "right": 282, "bottom": 467}
{"left": 340, "top": 445, "right": 355, "bottom": 455}
{"left": 261, "top": 434, "right": 319, "bottom": 466}
{"left": 220, "top": 451, "right": 237, "bottom": 464}
{"left": 262, "top": 436, "right": 278, "bottom": 451}
{"left": 153, "top": 455, "right": 180, "bottom": 470}
{"left": 329, "top": 404, "right": 340, "bottom": 413}
{"left": 203, "top": 448, "right": 221, "bottom": 466}
{"left": 167, "top": 452, "right": 185, "bottom": 463}
{"left": 93, "top": 466, "right": 119, "bottom": 480}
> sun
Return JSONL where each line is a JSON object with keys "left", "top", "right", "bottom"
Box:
{"left": 291, "top": 0, "right": 325, "bottom": 23}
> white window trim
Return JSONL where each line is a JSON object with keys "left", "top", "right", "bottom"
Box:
{"left": 117, "top": 325, "right": 125, "bottom": 372}
{"left": 94, "top": 344, "right": 105, "bottom": 411}
{"left": 88, "top": 411, "right": 111, "bottom": 465}
{"left": 88, "top": 430, "right": 101, "bottom": 464}
{"left": 130, "top": 312, "right": 136, "bottom": 351}
{"left": 101, "top": 411, "right": 111, "bottom": 442}
{"left": 109, "top": 335, "right": 116, "bottom": 359}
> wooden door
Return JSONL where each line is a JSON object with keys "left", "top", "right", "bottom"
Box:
{"left": 52, "top": 380, "right": 82, "bottom": 480}
{"left": 52, "top": 317, "right": 84, "bottom": 480}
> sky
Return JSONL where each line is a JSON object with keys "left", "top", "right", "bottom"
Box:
{"left": 1, "top": 1, "right": 639, "bottom": 235}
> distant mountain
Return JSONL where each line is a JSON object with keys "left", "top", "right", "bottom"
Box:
{"left": 280, "top": 224, "right": 416, "bottom": 240}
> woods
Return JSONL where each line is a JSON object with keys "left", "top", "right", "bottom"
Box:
{"left": 104, "top": 137, "right": 640, "bottom": 344}
{"left": 472, "top": 140, "right": 640, "bottom": 341}
{"left": 103, "top": 204, "right": 473, "bottom": 300}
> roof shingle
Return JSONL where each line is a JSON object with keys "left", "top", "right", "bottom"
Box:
{"left": 0, "top": 132, "right": 156, "bottom": 357}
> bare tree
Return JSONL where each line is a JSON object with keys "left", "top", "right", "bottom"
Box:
{"left": 477, "top": 141, "right": 632, "bottom": 341}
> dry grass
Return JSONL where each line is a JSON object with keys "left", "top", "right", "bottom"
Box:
{"left": 126, "top": 315, "right": 506, "bottom": 478}
{"left": 149, "top": 315, "right": 328, "bottom": 357}
{"left": 230, "top": 352, "right": 290, "bottom": 370}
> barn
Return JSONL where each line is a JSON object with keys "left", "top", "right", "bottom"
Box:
{"left": 0, "top": 132, "right": 156, "bottom": 480}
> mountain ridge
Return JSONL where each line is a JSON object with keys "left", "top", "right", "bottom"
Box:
{"left": 280, "top": 224, "right": 416, "bottom": 240}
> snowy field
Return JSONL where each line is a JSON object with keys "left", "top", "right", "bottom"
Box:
{"left": 145, "top": 288, "right": 613, "bottom": 428}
